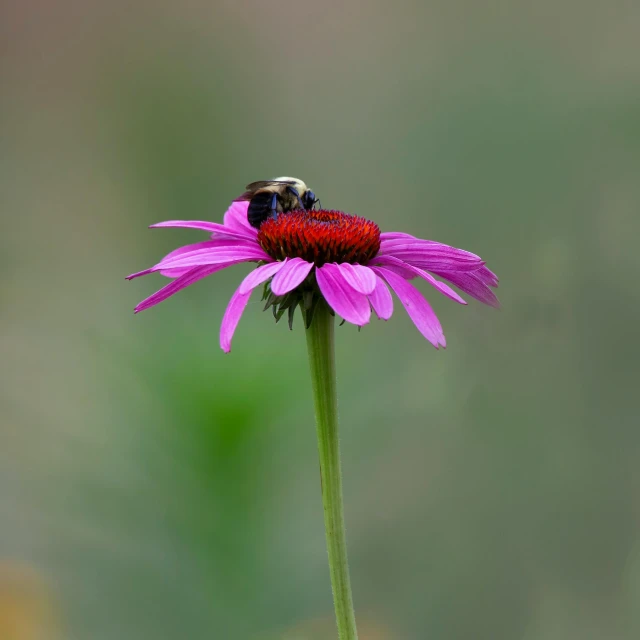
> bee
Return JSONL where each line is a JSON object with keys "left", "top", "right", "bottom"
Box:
{"left": 235, "top": 177, "right": 319, "bottom": 229}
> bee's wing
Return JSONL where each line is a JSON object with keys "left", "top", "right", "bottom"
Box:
{"left": 246, "top": 179, "right": 296, "bottom": 190}
{"left": 234, "top": 180, "right": 297, "bottom": 202}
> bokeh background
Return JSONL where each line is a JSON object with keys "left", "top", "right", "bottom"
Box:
{"left": 2, "top": 1, "right": 640, "bottom": 638}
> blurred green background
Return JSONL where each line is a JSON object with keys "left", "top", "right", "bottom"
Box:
{"left": 2, "top": 1, "right": 640, "bottom": 639}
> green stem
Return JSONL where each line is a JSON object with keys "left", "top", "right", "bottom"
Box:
{"left": 305, "top": 301, "right": 358, "bottom": 640}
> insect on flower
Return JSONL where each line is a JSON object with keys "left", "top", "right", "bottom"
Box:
{"left": 127, "top": 186, "right": 499, "bottom": 351}
{"left": 234, "top": 176, "right": 319, "bottom": 229}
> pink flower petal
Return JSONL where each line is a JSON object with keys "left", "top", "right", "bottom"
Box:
{"left": 156, "top": 245, "right": 271, "bottom": 271}
{"left": 157, "top": 240, "right": 248, "bottom": 277}
{"left": 316, "top": 263, "right": 371, "bottom": 326}
{"left": 368, "top": 276, "right": 393, "bottom": 320}
{"left": 223, "top": 201, "right": 258, "bottom": 237}
{"left": 155, "top": 239, "right": 259, "bottom": 262}
{"left": 134, "top": 264, "right": 231, "bottom": 313}
{"left": 238, "top": 261, "right": 287, "bottom": 295}
{"left": 373, "top": 255, "right": 466, "bottom": 304}
{"left": 432, "top": 270, "right": 500, "bottom": 308}
{"left": 372, "top": 267, "right": 446, "bottom": 348}
{"left": 150, "top": 220, "right": 252, "bottom": 240}
{"left": 149, "top": 220, "right": 221, "bottom": 232}
{"left": 127, "top": 240, "right": 258, "bottom": 280}
{"left": 380, "top": 235, "right": 479, "bottom": 252}
{"left": 335, "top": 263, "right": 377, "bottom": 295}
{"left": 270, "top": 258, "right": 314, "bottom": 296}
{"left": 380, "top": 231, "right": 416, "bottom": 241}
{"left": 367, "top": 258, "right": 416, "bottom": 280}
{"left": 476, "top": 264, "right": 499, "bottom": 288}
{"left": 379, "top": 239, "right": 484, "bottom": 272}
{"left": 158, "top": 268, "right": 193, "bottom": 278}
{"left": 127, "top": 267, "right": 155, "bottom": 281}
{"left": 219, "top": 285, "right": 252, "bottom": 353}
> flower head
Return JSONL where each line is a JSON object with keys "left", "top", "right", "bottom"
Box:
{"left": 128, "top": 202, "right": 499, "bottom": 352}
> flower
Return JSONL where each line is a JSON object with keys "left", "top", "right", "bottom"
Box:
{"left": 128, "top": 202, "right": 499, "bottom": 352}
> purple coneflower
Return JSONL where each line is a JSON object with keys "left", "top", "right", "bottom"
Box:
{"left": 129, "top": 197, "right": 498, "bottom": 640}
{"left": 128, "top": 201, "right": 499, "bottom": 350}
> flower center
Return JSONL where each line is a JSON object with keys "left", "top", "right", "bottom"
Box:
{"left": 257, "top": 209, "right": 381, "bottom": 266}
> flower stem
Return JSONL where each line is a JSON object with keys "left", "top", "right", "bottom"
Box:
{"left": 305, "top": 301, "right": 358, "bottom": 640}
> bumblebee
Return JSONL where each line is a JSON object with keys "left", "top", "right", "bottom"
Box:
{"left": 235, "top": 177, "right": 319, "bottom": 229}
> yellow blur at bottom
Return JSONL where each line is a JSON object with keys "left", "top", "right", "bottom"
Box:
{"left": 0, "top": 563, "right": 59, "bottom": 640}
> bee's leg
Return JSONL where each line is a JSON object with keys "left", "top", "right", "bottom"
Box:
{"left": 269, "top": 193, "right": 278, "bottom": 220}
{"left": 286, "top": 186, "right": 305, "bottom": 210}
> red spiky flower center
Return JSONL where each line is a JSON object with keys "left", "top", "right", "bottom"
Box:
{"left": 257, "top": 209, "right": 381, "bottom": 266}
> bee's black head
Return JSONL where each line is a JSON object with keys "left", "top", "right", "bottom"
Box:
{"left": 302, "top": 190, "right": 318, "bottom": 210}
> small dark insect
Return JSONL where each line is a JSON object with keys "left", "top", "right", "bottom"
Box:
{"left": 235, "top": 176, "right": 319, "bottom": 228}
